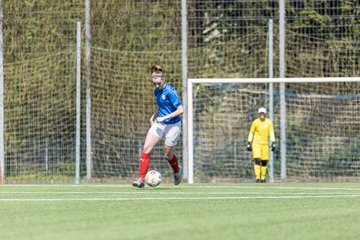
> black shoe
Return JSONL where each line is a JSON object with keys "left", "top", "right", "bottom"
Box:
{"left": 256, "top": 179, "right": 261, "bottom": 183}
{"left": 261, "top": 179, "right": 266, "bottom": 183}
{"left": 132, "top": 178, "right": 145, "bottom": 188}
{"left": 174, "top": 167, "right": 183, "bottom": 185}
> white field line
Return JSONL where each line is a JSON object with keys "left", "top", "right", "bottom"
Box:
{"left": 1, "top": 195, "right": 360, "bottom": 202}
{"left": 2, "top": 185, "right": 360, "bottom": 191}
{"left": 182, "top": 186, "right": 360, "bottom": 191}
{"left": 1, "top": 191, "right": 360, "bottom": 196}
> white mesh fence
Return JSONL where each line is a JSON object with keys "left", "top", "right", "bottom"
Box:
{"left": 1, "top": 1, "right": 359, "bottom": 182}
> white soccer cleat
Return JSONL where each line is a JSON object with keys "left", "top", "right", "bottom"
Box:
{"left": 174, "top": 167, "right": 183, "bottom": 185}
{"left": 132, "top": 178, "right": 145, "bottom": 188}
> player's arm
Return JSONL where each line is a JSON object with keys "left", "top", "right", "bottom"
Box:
{"left": 269, "top": 121, "right": 276, "bottom": 151}
{"left": 155, "top": 105, "right": 183, "bottom": 123}
{"left": 150, "top": 107, "right": 158, "bottom": 125}
{"left": 247, "top": 122, "right": 255, "bottom": 151}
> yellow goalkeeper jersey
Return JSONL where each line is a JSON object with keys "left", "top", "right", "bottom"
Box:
{"left": 247, "top": 118, "right": 275, "bottom": 145}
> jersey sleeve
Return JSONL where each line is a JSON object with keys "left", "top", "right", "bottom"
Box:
{"left": 269, "top": 120, "right": 275, "bottom": 142}
{"left": 247, "top": 121, "right": 256, "bottom": 142}
{"left": 168, "top": 89, "right": 182, "bottom": 108}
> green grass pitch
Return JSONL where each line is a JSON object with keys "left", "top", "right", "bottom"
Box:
{"left": 1, "top": 183, "right": 360, "bottom": 240}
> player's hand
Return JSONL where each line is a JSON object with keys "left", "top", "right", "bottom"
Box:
{"left": 149, "top": 117, "right": 155, "bottom": 126}
{"left": 155, "top": 117, "right": 165, "bottom": 123}
{"left": 246, "top": 142, "right": 252, "bottom": 152}
{"left": 271, "top": 143, "right": 276, "bottom": 152}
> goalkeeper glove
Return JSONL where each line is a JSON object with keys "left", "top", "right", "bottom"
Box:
{"left": 271, "top": 143, "right": 276, "bottom": 152}
{"left": 246, "top": 142, "right": 252, "bottom": 152}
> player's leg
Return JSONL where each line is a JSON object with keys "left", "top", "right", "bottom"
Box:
{"left": 164, "top": 145, "right": 179, "bottom": 172}
{"left": 260, "top": 160, "right": 268, "bottom": 182}
{"left": 133, "top": 124, "right": 163, "bottom": 188}
{"left": 252, "top": 143, "right": 261, "bottom": 182}
{"left": 260, "top": 145, "right": 269, "bottom": 182}
{"left": 253, "top": 159, "right": 261, "bottom": 182}
{"left": 164, "top": 122, "right": 182, "bottom": 185}
{"left": 141, "top": 131, "right": 161, "bottom": 176}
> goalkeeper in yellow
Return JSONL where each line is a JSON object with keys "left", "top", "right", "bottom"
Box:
{"left": 247, "top": 107, "right": 276, "bottom": 183}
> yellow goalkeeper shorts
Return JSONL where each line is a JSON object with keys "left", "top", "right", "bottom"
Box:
{"left": 252, "top": 143, "right": 269, "bottom": 160}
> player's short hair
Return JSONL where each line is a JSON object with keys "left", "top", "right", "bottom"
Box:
{"left": 150, "top": 64, "right": 165, "bottom": 74}
{"left": 152, "top": 71, "right": 164, "bottom": 80}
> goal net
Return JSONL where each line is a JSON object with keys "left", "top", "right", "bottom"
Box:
{"left": 188, "top": 78, "right": 360, "bottom": 183}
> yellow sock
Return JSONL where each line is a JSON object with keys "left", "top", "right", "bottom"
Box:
{"left": 261, "top": 166, "right": 267, "bottom": 180}
{"left": 254, "top": 164, "right": 261, "bottom": 180}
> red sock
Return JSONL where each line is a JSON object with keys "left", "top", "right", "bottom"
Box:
{"left": 168, "top": 154, "right": 180, "bottom": 173}
{"left": 139, "top": 152, "right": 150, "bottom": 180}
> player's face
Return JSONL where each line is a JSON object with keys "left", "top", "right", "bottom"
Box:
{"left": 259, "top": 113, "right": 266, "bottom": 121}
{"left": 152, "top": 78, "right": 165, "bottom": 89}
{"left": 151, "top": 70, "right": 165, "bottom": 89}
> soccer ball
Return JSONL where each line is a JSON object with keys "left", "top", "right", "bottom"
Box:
{"left": 145, "top": 170, "right": 162, "bottom": 187}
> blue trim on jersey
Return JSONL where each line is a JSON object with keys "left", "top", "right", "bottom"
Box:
{"left": 154, "top": 84, "right": 182, "bottom": 124}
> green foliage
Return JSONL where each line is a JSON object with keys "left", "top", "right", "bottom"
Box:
{"left": 6, "top": 173, "right": 73, "bottom": 183}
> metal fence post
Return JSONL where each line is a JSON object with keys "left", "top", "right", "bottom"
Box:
{"left": 268, "top": 19, "right": 274, "bottom": 183}
{"left": 75, "top": 21, "right": 82, "bottom": 184}
{"left": 0, "top": 0, "right": 4, "bottom": 184}
{"left": 181, "top": 0, "right": 188, "bottom": 180}
{"left": 85, "top": 0, "right": 92, "bottom": 180}
{"left": 279, "top": 0, "right": 287, "bottom": 180}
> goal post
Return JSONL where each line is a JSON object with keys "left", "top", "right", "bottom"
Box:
{"left": 187, "top": 77, "right": 360, "bottom": 184}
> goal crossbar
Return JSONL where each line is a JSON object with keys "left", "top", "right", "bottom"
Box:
{"left": 189, "top": 77, "right": 359, "bottom": 84}
{"left": 187, "top": 77, "right": 360, "bottom": 184}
